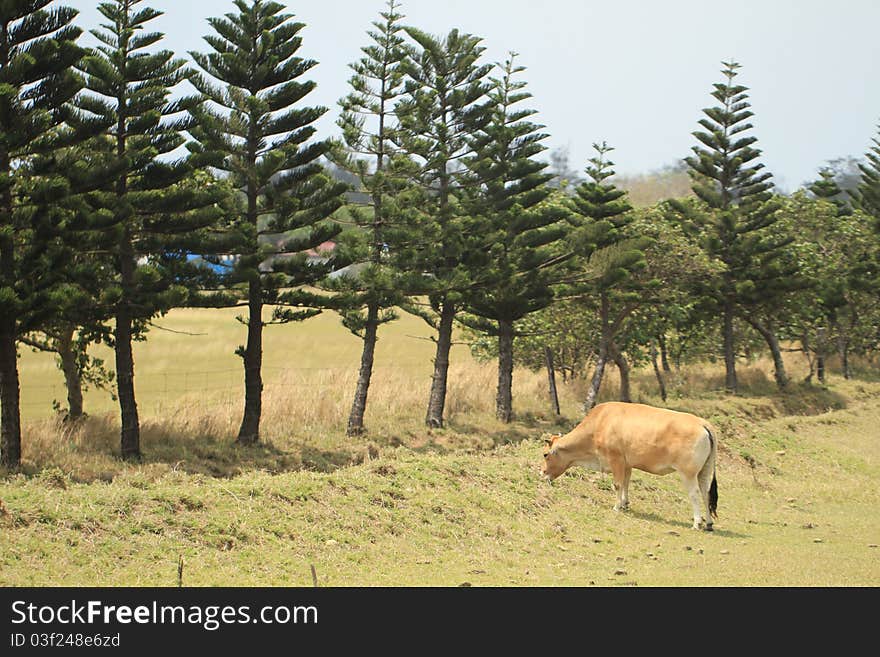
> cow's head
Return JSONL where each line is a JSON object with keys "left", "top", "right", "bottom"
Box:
{"left": 541, "top": 433, "right": 567, "bottom": 481}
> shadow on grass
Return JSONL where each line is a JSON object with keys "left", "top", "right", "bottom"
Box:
{"left": 4, "top": 413, "right": 373, "bottom": 483}
{"left": 627, "top": 509, "right": 750, "bottom": 539}
{"left": 769, "top": 384, "right": 848, "bottom": 416}
{"left": 142, "top": 419, "right": 379, "bottom": 477}
{"left": 447, "top": 413, "right": 576, "bottom": 449}
{"left": 663, "top": 379, "right": 849, "bottom": 423}
{"left": 8, "top": 408, "right": 572, "bottom": 484}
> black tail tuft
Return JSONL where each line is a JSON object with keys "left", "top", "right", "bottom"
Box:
{"left": 709, "top": 473, "right": 718, "bottom": 519}
{"left": 703, "top": 426, "right": 718, "bottom": 519}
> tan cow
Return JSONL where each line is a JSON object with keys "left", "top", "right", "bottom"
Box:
{"left": 541, "top": 402, "right": 718, "bottom": 531}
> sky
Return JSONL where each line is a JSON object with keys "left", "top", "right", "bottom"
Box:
{"left": 65, "top": 0, "right": 880, "bottom": 191}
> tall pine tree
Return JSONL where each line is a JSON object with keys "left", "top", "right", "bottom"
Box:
{"left": 188, "top": 0, "right": 347, "bottom": 445}
{"left": 853, "top": 122, "right": 880, "bottom": 229}
{"left": 566, "top": 144, "right": 648, "bottom": 409}
{"left": 19, "top": 138, "right": 123, "bottom": 422}
{"left": 458, "top": 53, "right": 568, "bottom": 423}
{"left": 332, "top": 0, "right": 419, "bottom": 436}
{"left": 75, "top": 0, "right": 222, "bottom": 460}
{"left": 395, "top": 27, "right": 492, "bottom": 428}
{"left": 0, "top": 2, "right": 85, "bottom": 467}
{"left": 670, "top": 61, "right": 792, "bottom": 393}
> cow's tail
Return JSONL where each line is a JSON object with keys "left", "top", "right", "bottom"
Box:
{"left": 708, "top": 471, "right": 718, "bottom": 519}
{"left": 703, "top": 425, "right": 718, "bottom": 519}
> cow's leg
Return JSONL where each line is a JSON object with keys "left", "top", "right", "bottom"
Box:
{"left": 611, "top": 461, "right": 630, "bottom": 512}
{"left": 619, "top": 466, "right": 632, "bottom": 511}
{"left": 681, "top": 474, "right": 704, "bottom": 530}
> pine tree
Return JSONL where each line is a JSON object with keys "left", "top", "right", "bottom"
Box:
{"left": 395, "top": 26, "right": 492, "bottom": 428}
{"left": 853, "top": 122, "right": 880, "bottom": 228}
{"left": 458, "top": 53, "right": 568, "bottom": 423}
{"left": 567, "top": 144, "right": 649, "bottom": 409}
{"left": 21, "top": 326, "right": 114, "bottom": 420}
{"left": 19, "top": 139, "right": 124, "bottom": 422}
{"left": 847, "top": 124, "right": 880, "bottom": 371}
{"left": 188, "top": 0, "right": 347, "bottom": 445}
{"left": 809, "top": 168, "right": 851, "bottom": 216}
{"left": 670, "top": 61, "right": 793, "bottom": 393}
{"left": 803, "top": 170, "right": 855, "bottom": 378}
{"left": 332, "top": 0, "right": 419, "bottom": 436}
{"left": 75, "top": 0, "right": 222, "bottom": 460}
{"left": 0, "top": 2, "right": 85, "bottom": 467}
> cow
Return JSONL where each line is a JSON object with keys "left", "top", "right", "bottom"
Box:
{"left": 541, "top": 402, "right": 718, "bottom": 531}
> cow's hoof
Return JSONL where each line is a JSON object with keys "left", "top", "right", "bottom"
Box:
{"left": 704, "top": 524, "right": 714, "bottom": 532}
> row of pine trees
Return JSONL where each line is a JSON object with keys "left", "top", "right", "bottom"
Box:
{"left": 1, "top": 0, "right": 879, "bottom": 468}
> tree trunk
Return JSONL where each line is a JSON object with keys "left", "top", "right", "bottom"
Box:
{"left": 545, "top": 347, "right": 560, "bottom": 416}
{"left": 426, "top": 301, "right": 455, "bottom": 428}
{"left": 347, "top": 302, "right": 380, "bottom": 436}
{"left": 58, "top": 327, "right": 84, "bottom": 421}
{"left": 837, "top": 334, "right": 851, "bottom": 380}
{"left": 115, "top": 308, "right": 139, "bottom": 460}
{"left": 584, "top": 348, "right": 608, "bottom": 411}
{"left": 116, "top": 231, "right": 140, "bottom": 461}
{"left": 746, "top": 316, "right": 789, "bottom": 390}
{"left": 816, "top": 327, "right": 827, "bottom": 385}
{"left": 658, "top": 333, "right": 671, "bottom": 373}
{"left": 0, "top": 323, "right": 21, "bottom": 468}
{"left": 237, "top": 280, "right": 263, "bottom": 444}
{"left": 585, "top": 294, "right": 611, "bottom": 411}
{"left": 612, "top": 348, "right": 631, "bottom": 403}
{"left": 496, "top": 319, "right": 514, "bottom": 423}
{"left": 651, "top": 341, "right": 668, "bottom": 403}
{"left": 0, "top": 147, "right": 21, "bottom": 468}
{"left": 722, "top": 299, "right": 738, "bottom": 393}
{"left": 800, "top": 334, "right": 815, "bottom": 384}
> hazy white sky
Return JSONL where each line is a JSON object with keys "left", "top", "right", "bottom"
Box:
{"left": 66, "top": 0, "right": 880, "bottom": 191}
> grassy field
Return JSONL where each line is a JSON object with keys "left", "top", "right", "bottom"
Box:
{"left": 17, "top": 306, "right": 461, "bottom": 422}
{"left": 2, "top": 307, "right": 879, "bottom": 586}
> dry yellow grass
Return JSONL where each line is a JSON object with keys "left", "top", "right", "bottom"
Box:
{"left": 18, "top": 307, "right": 832, "bottom": 423}
{"left": 16, "top": 306, "right": 583, "bottom": 477}
{"left": 11, "top": 306, "right": 853, "bottom": 486}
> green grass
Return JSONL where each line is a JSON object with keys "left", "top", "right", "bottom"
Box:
{"left": 4, "top": 307, "right": 880, "bottom": 586}
{"left": 2, "top": 408, "right": 878, "bottom": 586}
